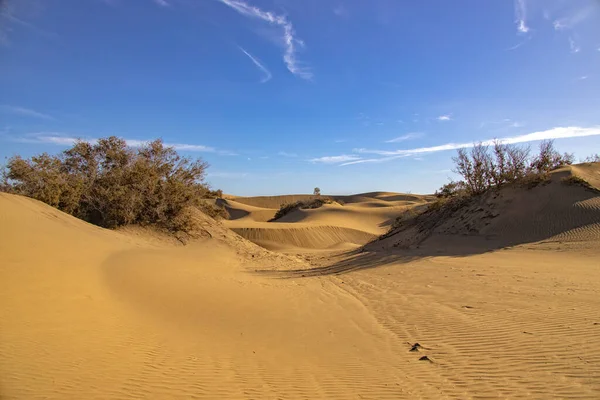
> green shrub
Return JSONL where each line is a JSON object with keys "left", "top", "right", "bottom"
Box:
{"left": 3, "top": 136, "right": 212, "bottom": 233}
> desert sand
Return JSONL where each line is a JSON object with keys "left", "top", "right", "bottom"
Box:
{"left": 1, "top": 164, "right": 600, "bottom": 399}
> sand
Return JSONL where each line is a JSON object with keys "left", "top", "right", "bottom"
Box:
{"left": 1, "top": 165, "right": 600, "bottom": 399}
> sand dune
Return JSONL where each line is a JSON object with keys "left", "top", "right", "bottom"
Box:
{"left": 223, "top": 192, "right": 427, "bottom": 252}
{"left": 216, "top": 198, "right": 278, "bottom": 222}
{"left": 2, "top": 166, "right": 600, "bottom": 398}
{"left": 376, "top": 165, "right": 600, "bottom": 255}
{"left": 228, "top": 223, "right": 376, "bottom": 250}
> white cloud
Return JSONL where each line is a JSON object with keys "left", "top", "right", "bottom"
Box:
{"left": 218, "top": 0, "right": 311, "bottom": 80}
{"left": 385, "top": 132, "right": 423, "bottom": 143}
{"left": 238, "top": 47, "right": 272, "bottom": 83}
{"left": 437, "top": 114, "right": 452, "bottom": 121}
{"left": 309, "top": 155, "right": 362, "bottom": 164}
{"left": 354, "top": 126, "right": 600, "bottom": 158}
{"left": 553, "top": 5, "right": 596, "bottom": 30}
{"left": 514, "top": 0, "right": 529, "bottom": 34}
{"left": 14, "top": 133, "right": 225, "bottom": 153}
{"left": 569, "top": 37, "right": 581, "bottom": 53}
{"left": 1, "top": 105, "right": 54, "bottom": 120}
{"left": 278, "top": 151, "right": 298, "bottom": 157}
{"left": 154, "top": 0, "right": 170, "bottom": 6}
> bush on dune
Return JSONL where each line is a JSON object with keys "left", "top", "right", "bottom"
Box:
{"left": 450, "top": 139, "right": 573, "bottom": 197}
{"left": 1, "top": 136, "right": 224, "bottom": 233}
{"left": 389, "top": 140, "right": 577, "bottom": 236}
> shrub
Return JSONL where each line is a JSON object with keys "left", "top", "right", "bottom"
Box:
{"left": 435, "top": 180, "right": 466, "bottom": 198}
{"left": 3, "top": 137, "right": 212, "bottom": 233}
{"left": 582, "top": 154, "right": 600, "bottom": 163}
{"left": 530, "top": 140, "right": 574, "bottom": 174}
{"left": 450, "top": 139, "right": 572, "bottom": 196}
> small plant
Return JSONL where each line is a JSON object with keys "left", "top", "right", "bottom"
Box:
{"left": 313, "top": 187, "right": 321, "bottom": 196}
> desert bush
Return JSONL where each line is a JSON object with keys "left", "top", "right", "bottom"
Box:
{"left": 582, "top": 154, "right": 600, "bottom": 163}
{"left": 452, "top": 144, "right": 494, "bottom": 195}
{"left": 450, "top": 139, "right": 573, "bottom": 196}
{"left": 435, "top": 180, "right": 466, "bottom": 198}
{"left": 197, "top": 201, "right": 228, "bottom": 220}
{"left": 3, "top": 136, "right": 212, "bottom": 233}
{"left": 530, "top": 140, "right": 574, "bottom": 174}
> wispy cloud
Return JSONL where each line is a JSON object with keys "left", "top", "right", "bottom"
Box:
{"left": 514, "top": 0, "right": 529, "bottom": 34}
{"left": 569, "top": 37, "right": 581, "bottom": 53}
{"left": 238, "top": 47, "right": 272, "bottom": 83}
{"left": 385, "top": 132, "right": 423, "bottom": 143}
{"left": 355, "top": 126, "right": 600, "bottom": 158}
{"left": 278, "top": 151, "right": 298, "bottom": 157}
{"left": 153, "top": 0, "right": 170, "bottom": 6}
{"left": 217, "top": 0, "right": 312, "bottom": 80}
{"left": 13, "top": 133, "right": 230, "bottom": 153}
{"left": 1, "top": 105, "right": 54, "bottom": 120}
{"left": 309, "top": 155, "right": 362, "bottom": 164}
{"left": 437, "top": 114, "right": 452, "bottom": 121}
{"left": 553, "top": 4, "right": 596, "bottom": 30}
{"left": 506, "top": 37, "right": 530, "bottom": 51}
{"left": 333, "top": 4, "right": 349, "bottom": 18}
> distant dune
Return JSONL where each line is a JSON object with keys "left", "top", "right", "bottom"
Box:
{"left": 2, "top": 165, "right": 600, "bottom": 398}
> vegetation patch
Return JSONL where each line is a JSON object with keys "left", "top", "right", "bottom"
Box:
{"left": 1, "top": 136, "right": 223, "bottom": 234}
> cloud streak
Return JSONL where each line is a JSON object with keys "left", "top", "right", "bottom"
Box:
{"left": 314, "top": 126, "right": 600, "bottom": 167}
{"left": 355, "top": 126, "right": 600, "bottom": 158}
{"left": 514, "top": 0, "right": 529, "bottom": 34}
{"left": 309, "top": 155, "right": 362, "bottom": 164}
{"left": 1, "top": 105, "right": 54, "bottom": 120}
{"left": 238, "top": 47, "right": 272, "bottom": 83}
{"left": 437, "top": 114, "right": 452, "bottom": 121}
{"left": 14, "top": 133, "right": 231, "bottom": 153}
{"left": 217, "top": 0, "right": 311, "bottom": 80}
{"left": 385, "top": 132, "right": 423, "bottom": 143}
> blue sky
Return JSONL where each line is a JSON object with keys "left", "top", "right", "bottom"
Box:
{"left": 1, "top": 0, "right": 599, "bottom": 195}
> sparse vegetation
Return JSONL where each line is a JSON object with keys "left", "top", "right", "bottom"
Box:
{"left": 561, "top": 175, "right": 600, "bottom": 193}
{"left": 449, "top": 139, "right": 572, "bottom": 196}
{"left": 271, "top": 197, "right": 336, "bottom": 221}
{"left": 389, "top": 140, "right": 577, "bottom": 239}
{"left": 582, "top": 154, "right": 600, "bottom": 163}
{"left": 1, "top": 136, "right": 223, "bottom": 233}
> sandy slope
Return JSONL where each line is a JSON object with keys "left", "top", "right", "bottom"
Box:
{"left": 224, "top": 192, "right": 428, "bottom": 252}
{"left": 0, "top": 193, "right": 419, "bottom": 399}
{"left": 2, "top": 167, "right": 600, "bottom": 399}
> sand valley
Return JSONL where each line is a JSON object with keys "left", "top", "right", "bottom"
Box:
{"left": 2, "top": 164, "right": 600, "bottom": 399}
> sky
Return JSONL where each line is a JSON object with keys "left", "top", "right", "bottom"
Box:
{"left": 1, "top": 0, "right": 600, "bottom": 195}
